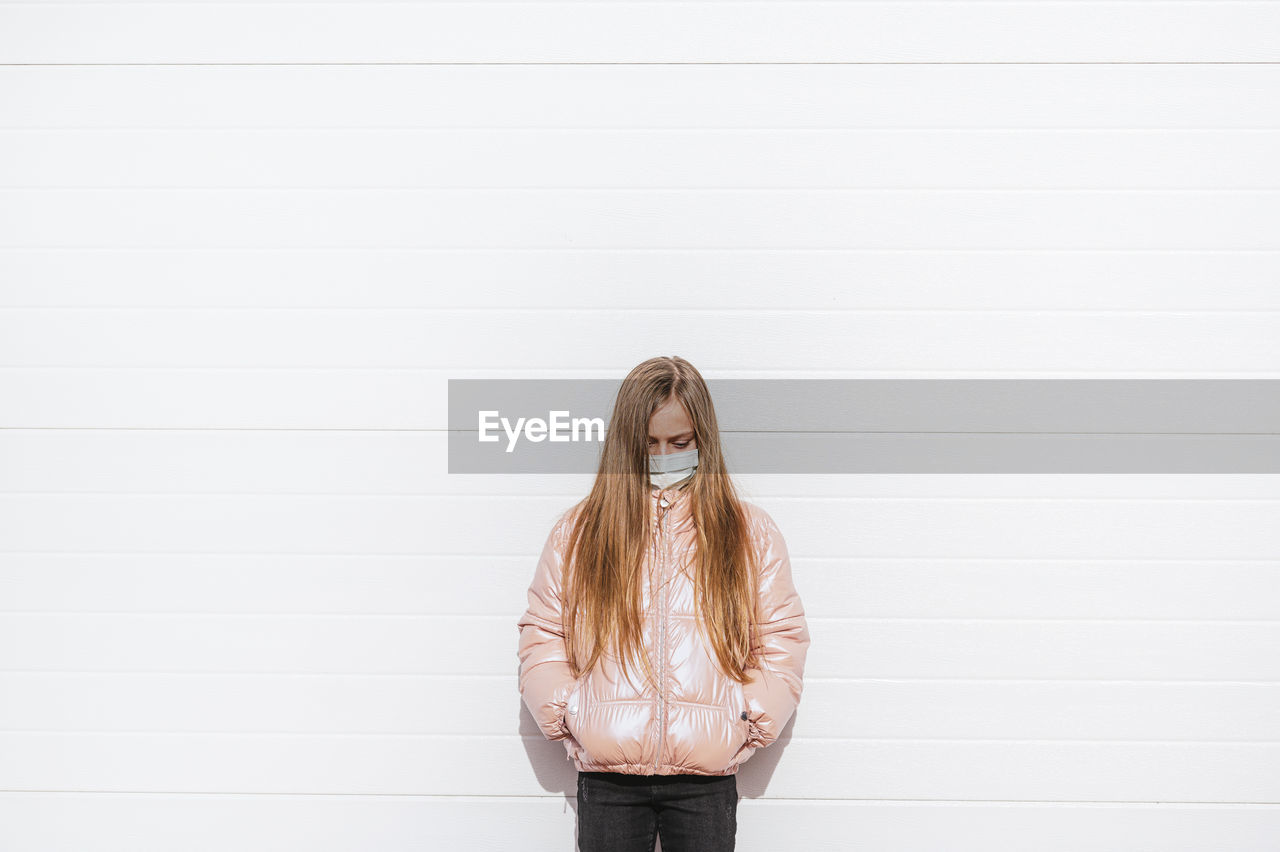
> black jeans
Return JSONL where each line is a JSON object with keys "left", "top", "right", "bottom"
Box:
{"left": 576, "top": 770, "right": 738, "bottom": 852}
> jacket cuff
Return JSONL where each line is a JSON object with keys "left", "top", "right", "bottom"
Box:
{"left": 745, "top": 718, "right": 768, "bottom": 749}
{"left": 541, "top": 700, "right": 572, "bottom": 741}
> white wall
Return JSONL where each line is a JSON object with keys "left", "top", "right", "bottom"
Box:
{"left": 1, "top": 4, "right": 1278, "bottom": 850}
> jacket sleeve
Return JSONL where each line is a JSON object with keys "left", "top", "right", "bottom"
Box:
{"left": 741, "top": 510, "right": 811, "bottom": 749}
{"left": 516, "top": 510, "right": 578, "bottom": 742}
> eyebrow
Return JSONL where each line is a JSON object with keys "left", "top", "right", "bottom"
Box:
{"left": 648, "top": 431, "right": 695, "bottom": 440}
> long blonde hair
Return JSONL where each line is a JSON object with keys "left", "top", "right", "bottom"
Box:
{"left": 562, "top": 356, "right": 762, "bottom": 691}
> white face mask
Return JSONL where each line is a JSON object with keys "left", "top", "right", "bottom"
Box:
{"left": 648, "top": 447, "right": 698, "bottom": 490}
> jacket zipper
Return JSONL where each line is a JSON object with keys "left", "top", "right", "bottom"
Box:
{"left": 653, "top": 499, "right": 669, "bottom": 773}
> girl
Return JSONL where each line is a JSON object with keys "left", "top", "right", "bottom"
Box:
{"left": 516, "top": 356, "right": 811, "bottom": 852}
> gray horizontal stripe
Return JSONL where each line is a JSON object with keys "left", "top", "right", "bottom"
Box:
{"left": 448, "top": 379, "right": 1280, "bottom": 473}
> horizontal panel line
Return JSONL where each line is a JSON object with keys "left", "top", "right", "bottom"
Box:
{"left": 3, "top": 612, "right": 1279, "bottom": 623}
{"left": 3, "top": 0, "right": 1279, "bottom": 6}
{"left": 9, "top": 123, "right": 1280, "bottom": 129}
{"left": 5, "top": 61, "right": 1280, "bottom": 67}
{"left": 3, "top": 548, "right": 1279, "bottom": 558}
{"left": 8, "top": 127, "right": 1280, "bottom": 133}
{"left": 6, "top": 308, "right": 1280, "bottom": 315}
{"left": 812, "top": 677, "right": 1280, "bottom": 684}
{"left": 4, "top": 550, "right": 1278, "bottom": 558}
{"left": 4, "top": 672, "right": 1280, "bottom": 684}
{"left": 7, "top": 491, "right": 1280, "bottom": 498}
{"left": 1, "top": 791, "right": 1276, "bottom": 807}
{"left": 1, "top": 553, "right": 1274, "bottom": 563}
{"left": 3, "top": 731, "right": 1279, "bottom": 746}
{"left": 0, "top": 0, "right": 1268, "bottom": 4}
{"left": 8, "top": 246, "right": 1280, "bottom": 252}
{"left": 3, "top": 247, "right": 1279, "bottom": 253}
{"left": 2, "top": 246, "right": 1280, "bottom": 253}
{"left": 570, "top": 735, "right": 1280, "bottom": 745}
{"left": 6, "top": 367, "right": 1280, "bottom": 374}
{"left": 7, "top": 187, "right": 1280, "bottom": 193}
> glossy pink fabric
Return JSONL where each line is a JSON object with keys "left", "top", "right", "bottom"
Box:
{"left": 516, "top": 486, "right": 810, "bottom": 776}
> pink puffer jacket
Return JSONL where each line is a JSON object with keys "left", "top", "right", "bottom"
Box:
{"left": 516, "top": 485, "right": 810, "bottom": 776}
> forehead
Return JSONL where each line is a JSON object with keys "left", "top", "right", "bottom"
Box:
{"left": 647, "top": 398, "right": 694, "bottom": 436}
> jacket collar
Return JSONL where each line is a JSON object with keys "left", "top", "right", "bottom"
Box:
{"left": 649, "top": 481, "right": 694, "bottom": 531}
